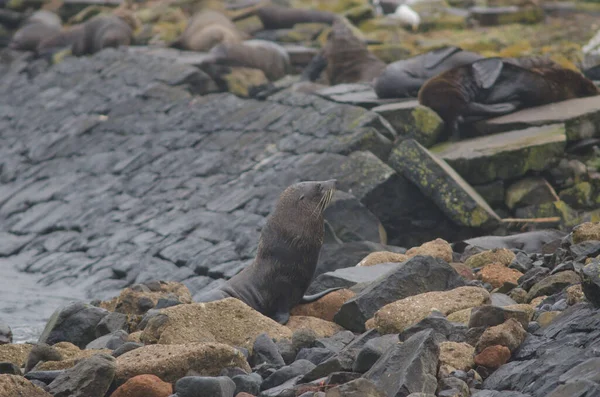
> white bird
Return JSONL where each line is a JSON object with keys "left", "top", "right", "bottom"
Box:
{"left": 392, "top": 4, "right": 421, "bottom": 31}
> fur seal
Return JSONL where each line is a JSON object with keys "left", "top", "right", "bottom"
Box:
{"left": 318, "top": 18, "right": 386, "bottom": 85}
{"left": 37, "top": 14, "right": 133, "bottom": 57}
{"left": 195, "top": 180, "right": 340, "bottom": 324}
{"left": 374, "top": 46, "right": 484, "bottom": 98}
{"left": 255, "top": 5, "right": 336, "bottom": 29}
{"left": 9, "top": 10, "right": 62, "bottom": 52}
{"left": 170, "top": 10, "right": 243, "bottom": 52}
{"left": 418, "top": 57, "right": 599, "bottom": 137}
{"left": 207, "top": 39, "right": 291, "bottom": 81}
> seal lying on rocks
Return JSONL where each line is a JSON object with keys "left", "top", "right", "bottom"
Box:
{"left": 374, "top": 46, "right": 484, "bottom": 98}
{"left": 206, "top": 39, "right": 291, "bottom": 81}
{"left": 9, "top": 10, "right": 62, "bottom": 52}
{"left": 304, "top": 18, "right": 385, "bottom": 85}
{"left": 195, "top": 180, "right": 340, "bottom": 324}
{"left": 418, "top": 57, "right": 599, "bottom": 138}
{"left": 170, "top": 10, "right": 243, "bottom": 52}
{"left": 37, "top": 14, "right": 134, "bottom": 57}
{"left": 255, "top": 5, "right": 336, "bottom": 29}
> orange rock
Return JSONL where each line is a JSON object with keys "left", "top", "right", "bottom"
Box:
{"left": 474, "top": 345, "right": 511, "bottom": 369}
{"left": 290, "top": 289, "right": 355, "bottom": 321}
{"left": 451, "top": 263, "right": 476, "bottom": 281}
{"left": 236, "top": 393, "right": 256, "bottom": 397}
{"left": 111, "top": 374, "right": 172, "bottom": 397}
{"left": 478, "top": 263, "right": 523, "bottom": 289}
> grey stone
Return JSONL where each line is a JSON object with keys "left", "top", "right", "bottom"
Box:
{"left": 111, "top": 342, "right": 142, "bottom": 357}
{"left": 176, "top": 376, "right": 236, "bottom": 397}
{"left": 25, "top": 343, "right": 62, "bottom": 373}
{"left": 85, "top": 329, "right": 128, "bottom": 350}
{"left": 252, "top": 333, "right": 286, "bottom": 368}
{"left": 47, "top": 354, "right": 116, "bottom": 397}
{"left": 261, "top": 360, "right": 316, "bottom": 391}
{"left": 0, "top": 324, "right": 11, "bottom": 345}
{"left": 581, "top": 261, "right": 600, "bottom": 307}
{"left": 95, "top": 312, "right": 128, "bottom": 337}
{"left": 325, "top": 378, "right": 387, "bottom": 396}
{"left": 353, "top": 334, "right": 399, "bottom": 373}
{"left": 334, "top": 256, "right": 465, "bottom": 332}
{"left": 233, "top": 373, "right": 262, "bottom": 395}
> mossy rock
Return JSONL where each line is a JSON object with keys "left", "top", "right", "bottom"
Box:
{"left": 292, "top": 0, "right": 370, "bottom": 13}
{"left": 418, "top": 12, "right": 468, "bottom": 32}
{"left": 152, "top": 21, "right": 187, "bottom": 44}
{"left": 223, "top": 67, "right": 271, "bottom": 98}
{"left": 234, "top": 15, "right": 264, "bottom": 35}
{"left": 515, "top": 200, "right": 581, "bottom": 228}
{"left": 559, "top": 182, "right": 595, "bottom": 210}
{"left": 368, "top": 43, "right": 412, "bottom": 63}
{"left": 67, "top": 5, "right": 111, "bottom": 24}
{"left": 497, "top": 41, "right": 533, "bottom": 57}
{"left": 52, "top": 48, "right": 73, "bottom": 64}
{"left": 282, "top": 22, "right": 329, "bottom": 43}
{"left": 373, "top": 102, "right": 444, "bottom": 148}
{"left": 343, "top": 4, "right": 375, "bottom": 24}
{"left": 471, "top": 6, "right": 544, "bottom": 27}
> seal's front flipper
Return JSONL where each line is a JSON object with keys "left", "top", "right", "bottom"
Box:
{"left": 194, "top": 288, "right": 230, "bottom": 303}
{"left": 465, "top": 101, "right": 518, "bottom": 117}
{"left": 300, "top": 287, "right": 343, "bottom": 304}
{"left": 424, "top": 46, "right": 463, "bottom": 69}
{"left": 272, "top": 310, "right": 290, "bottom": 325}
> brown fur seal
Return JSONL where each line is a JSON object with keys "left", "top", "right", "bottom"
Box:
{"left": 170, "top": 10, "right": 242, "bottom": 52}
{"left": 37, "top": 14, "right": 133, "bottom": 57}
{"left": 374, "top": 46, "right": 484, "bottom": 98}
{"left": 195, "top": 180, "right": 341, "bottom": 324}
{"left": 418, "top": 57, "right": 599, "bottom": 138}
{"left": 9, "top": 10, "right": 62, "bottom": 52}
{"left": 320, "top": 18, "right": 386, "bottom": 85}
{"left": 207, "top": 39, "right": 291, "bottom": 81}
{"left": 256, "top": 5, "right": 336, "bottom": 29}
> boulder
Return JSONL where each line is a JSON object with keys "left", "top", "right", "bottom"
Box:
{"left": 325, "top": 378, "right": 387, "bottom": 396}
{"left": 465, "top": 249, "right": 515, "bottom": 269}
{"left": 431, "top": 124, "right": 566, "bottom": 185}
{"left": 505, "top": 177, "right": 559, "bottom": 210}
{"left": 373, "top": 286, "right": 491, "bottom": 334}
{"left": 115, "top": 342, "right": 250, "bottom": 383}
{"left": 475, "top": 318, "right": 527, "bottom": 353}
{"left": 334, "top": 256, "right": 466, "bottom": 332}
{"left": 474, "top": 345, "right": 511, "bottom": 369}
{"left": 175, "top": 376, "right": 236, "bottom": 397}
{"left": 526, "top": 271, "right": 581, "bottom": 302}
{"left": 47, "top": 354, "right": 116, "bottom": 397}
{"left": 286, "top": 317, "right": 344, "bottom": 338}
{"left": 389, "top": 139, "right": 500, "bottom": 229}
{"left": 140, "top": 298, "right": 292, "bottom": 350}
{"left": 573, "top": 222, "right": 600, "bottom": 244}
{"left": 478, "top": 263, "right": 524, "bottom": 288}
{"left": 438, "top": 341, "right": 475, "bottom": 374}
{"left": 110, "top": 374, "right": 173, "bottom": 397}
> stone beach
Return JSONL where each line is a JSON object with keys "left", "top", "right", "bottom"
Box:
{"left": 1, "top": 0, "right": 600, "bottom": 396}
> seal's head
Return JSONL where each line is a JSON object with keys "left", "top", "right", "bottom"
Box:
{"left": 278, "top": 179, "right": 336, "bottom": 217}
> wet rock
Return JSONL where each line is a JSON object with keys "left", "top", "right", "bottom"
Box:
{"left": 364, "top": 329, "right": 439, "bottom": 396}
{"left": 140, "top": 298, "right": 292, "bottom": 349}
{"left": 262, "top": 360, "right": 316, "bottom": 391}
{"left": 465, "top": 248, "right": 515, "bottom": 269}
{"left": 176, "top": 376, "right": 236, "bottom": 397}
{"left": 438, "top": 342, "right": 475, "bottom": 375}
{"left": 308, "top": 262, "right": 399, "bottom": 294}
{"left": 476, "top": 318, "right": 527, "bottom": 353}
{"left": 372, "top": 101, "right": 444, "bottom": 147}
{"left": 286, "top": 317, "right": 343, "bottom": 339}
{"left": 573, "top": 222, "right": 600, "bottom": 244}
{"left": 38, "top": 302, "right": 109, "bottom": 349}
{"left": 353, "top": 334, "right": 399, "bottom": 373}
{"left": 478, "top": 263, "right": 523, "bottom": 288}
{"left": 324, "top": 378, "right": 387, "bottom": 396}
{"left": 251, "top": 333, "right": 286, "bottom": 368}
{"left": 334, "top": 256, "right": 466, "bottom": 332}
{"left": 474, "top": 97, "right": 600, "bottom": 141}
{"left": 291, "top": 289, "right": 355, "bottom": 322}
{"left": 86, "top": 329, "right": 129, "bottom": 350}
{"left": 0, "top": 324, "right": 11, "bottom": 345}
{"left": 116, "top": 342, "right": 250, "bottom": 383}
{"left": 0, "top": 374, "right": 52, "bottom": 397}
{"left": 474, "top": 345, "right": 511, "bottom": 369}
{"left": 389, "top": 139, "right": 500, "bottom": 228}
{"left": 526, "top": 270, "right": 581, "bottom": 302}
{"left": 111, "top": 374, "right": 173, "bottom": 397}
{"left": 373, "top": 286, "right": 490, "bottom": 334}
{"left": 432, "top": 124, "right": 566, "bottom": 185}
{"left": 505, "top": 177, "right": 559, "bottom": 209}
{"left": 47, "top": 354, "right": 116, "bottom": 397}
{"left": 232, "top": 373, "right": 261, "bottom": 395}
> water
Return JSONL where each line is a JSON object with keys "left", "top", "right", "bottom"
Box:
{"left": 0, "top": 257, "right": 86, "bottom": 343}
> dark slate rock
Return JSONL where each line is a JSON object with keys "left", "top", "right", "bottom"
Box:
{"left": 292, "top": 329, "right": 318, "bottom": 353}
{"left": 439, "top": 377, "right": 469, "bottom": 396}
{"left": 296, "top": 347, "right": 335, "bottom": 365}
{"left": 155, "top": 298, "right": 183, "bottom": 309}
{"left": 398, "top": 312, "right": 467, "bottom": 344}
{"left": 258, "top": 374, "right": 304, "bottom": 397}
{"left": 469, "top": 305, "right": 530, "bottom": 330}
{"left": 95, "top": 312, "right": 128, "bottom": 337}
{"left": 353, "top": 334, "right": 399, "bottom": 373}
{"left": 363, "top": 329, "right": 439, "bottom": 397}
{"left": 38, "top": 302, "right": 109, "bottom": 349}
{"left": 25, "top": 370, "right": 65, "bottom": 384}
{"left": 519, "top": 267, "right": 551, "bottom": 291}
{"left": 323, "top": 190, "right": 386, "bottom": 244}
{"left": 233, "top": 373, "right": 262, "bottom": 395}
{"left": 569, "top": 240, "right": 600, "bottom": 260}
{"left": 261, "top": 359, "right": 316, "bottom": 391}
{"left": 334, "top": 256, "right": 465, "bottom": 332}
{"left": 251, "top": 333, "right": 286, "bottom": 368}
{"left": 581, "top": 261, "right": 600, "bottom": 307}
{"left": 176, "top": 376, "right": 236, "bottom": 397}
{"left": 47, "top": 354, "right": 116, "bottom": 397}
{"left": 303, "top": 330, "right": 379, "bottom": 382}
{"left": 0, "top": 324, "right": 12, "bottom": 344}
{"left": 314, "top": 331, "right": 356, "bottom": 353}
{"left": 326, "top": 371, "right": 362, "bottom": 385}
{"left": 471, "top": 391, "right": 532, "bottom": 397}
{"left": 546, "top": 380, "right": 600, "bottom": 397}
{"left": 307, "top": 262, "right": 399, "bottom": 295}
{"left": 510, "top": 252, "right": 534, "bottom": 273}
{"left": 111, "top": 342, "right": 143, "bottom": 357}
{"left": 220, "top": 367, "right": 249, "bottom": 378}
{"left": 275, "top": 339, "right": 296, "bottom": 365}
{"left": 86, "top": 329, "right": 129, "bottom": 350}
{"left": 324, "top": 378, "right": 387, "bottom": 396}
{"left": 490, "top": 293, "right": 517, "bottom": 307}
{"left": 0, "top": 362, "right": 22, "bottom": 375}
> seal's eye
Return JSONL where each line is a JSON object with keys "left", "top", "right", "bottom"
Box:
{"left": 316, "top": 183, "right": 321, "bottom": 190}
{"left": 299, "top": 195, "right": 304, "bottom": 201}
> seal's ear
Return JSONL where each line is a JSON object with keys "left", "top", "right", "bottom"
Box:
{"left": 424, "top": 46, "right": 462, "bottom": 69}
{"left": 472, "top": 58, "right": 504, "bottom": 89}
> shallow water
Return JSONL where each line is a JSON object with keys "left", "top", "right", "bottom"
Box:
{"left": 0, "top": 258, "right": 86, "bottom": 343}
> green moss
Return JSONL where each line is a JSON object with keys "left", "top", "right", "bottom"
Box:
{"left": 497, "top": 6, "right": 544, "bottom": 25}
{"left": 52, "top": 49, "right": 73, "bottom": 65}
{"left": 559, "top": 182, "right": 594, "bottom": 209}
